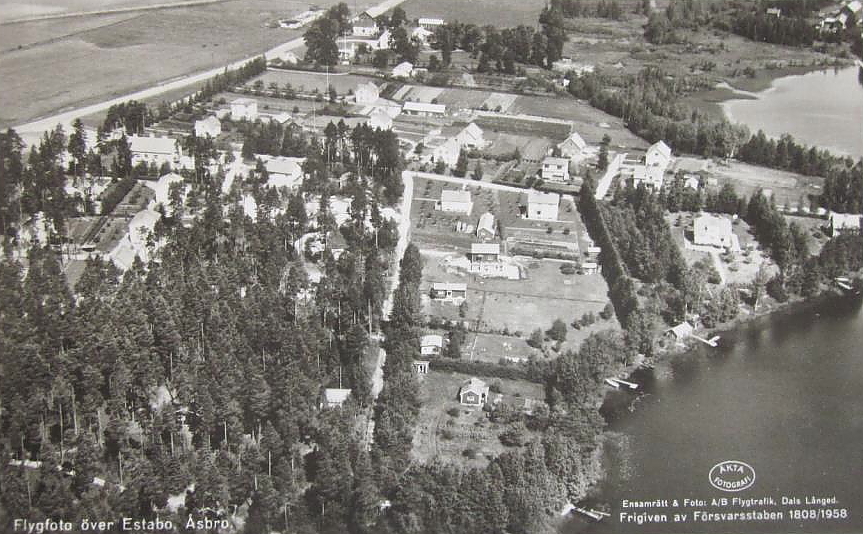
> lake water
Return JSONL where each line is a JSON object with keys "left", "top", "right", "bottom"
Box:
{"left": 722, "top": 66, "right": 863, "bottom": 160}
{"left": 564, "top": 295, "right": 863, "bottom": 534}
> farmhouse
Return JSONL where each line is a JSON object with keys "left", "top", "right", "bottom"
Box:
{"left": 469, "top": 243, "right": 506, "bottom": 276}
{"left": 558, "top": 131, "right": 587, "bottom": 158}
{"left": 403, "top": 101, "right": 446, "bottom": 116}
{"left": 430, "top": 282, "right": 467, "bottom": 303}
{"left": 265, "top": 157, "right": 305, "bottom": 189}
{"left": 392, "top": 61, "right": 415, "bottom": 78}
{"left": 646, "top": 140, "right": 672, "bottom": 169}
{"left": 693, "top": 213, "right": 733, "bottom": 249}
{"left": 439, "top": 189, "right": 473, "bottom": 214}
{"left": 194, "top": 116, "right": 221, "bottom": 138}
{"left": 459, "top": 377, "right": 489, "bottom": 406}
{"left": 230, "top": 98, "right": 258, "bottom": 121}
{"left": 421, "top": 334, "right": 443, "bottom": 356}
{"left": 352, "top": 11, "right": 378, "bottom": 36}
{"left": 355, "top": 82, "right": 380, "bottom": 105}
{"left": 541, "top": 156, "right": 570, "bottom": 183}
{"left": 129, "top": 134, "right": 181, "bottom": 166}
{"left": 432, "top": 138, "right": 461, "bottom": 167}
{"left": 455, "top": 122, "right": 486, "bottom": 149}
{"left": 829, "top": 213, "right": 862, "bottom": 236}
{"left": 321, "top": 388, "right": 352, "bottom": 409}
{"left": 526, "top": 190, "right": 560, "bottom": 221}
{"left": 476, "top": 212, "right": 495, "bottom": 240}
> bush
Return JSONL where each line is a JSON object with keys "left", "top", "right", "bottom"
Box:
{"left": 499, "top": 422, "right": 529, "bottom": 447}
{"left": 462, "top": 448, "right": 478, "bottom": 459}
{"left": 440, "top": 428, "right": 455, "bottom": 440}
{"left": 446, "top": 407, "right": 461, "bottom": 418}
{"left": 560, "top": 263, "right": 577, "bottom": 275}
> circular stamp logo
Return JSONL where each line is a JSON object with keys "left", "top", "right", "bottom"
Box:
{"left": 709, "top": 460, "right": 755, "bottom": 492}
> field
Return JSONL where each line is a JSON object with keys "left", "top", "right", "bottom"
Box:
{"left": 398, "top": 0, "right": 547, "bottom": 27}
{"left": 246, "top": 70, "right": 383, "bottom": 97}
{"left": 709, "top": 161, "right": 824, "bottom": 210}
{"left": 463, "top": 332, "right": 541, "bottom": 363}
{"left": 0, "top": 0, "right": 385, "bottom": 128}
{"left": 411, "top": 370, "right": 545, "bottom": 468}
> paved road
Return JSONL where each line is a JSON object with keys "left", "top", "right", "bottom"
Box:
{"left": 11, "top": 0, "right": 411, "bottom": 146}
{"left": 0, "top": 0, "right": 230, "bottom": 24}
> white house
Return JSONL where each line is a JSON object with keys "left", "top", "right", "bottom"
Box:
{"left": 455, "top": 122, "right": 485, "bottom": 149}
{"left": 541, "top": 156, "right": 570, "bottom": 183}
{"left": 231, "top": 98, "right": 258, "bottom": 121}
{"left": 368, "top": 109, "right": 393, "bottom": 130}
{"left": 321, "top": 388, "right": 352, "bottom": 409}
{"left": 411, "top": 26, "right": 434, "bottom": 44}
{"left": 403, "top": 101, "right": 445, "bottom": 116}
{"left": 392, "top": 61, "right": 415, "bottom": 78}
{"left": 693, "top": 213, "right": 733, "bottom": 249}
{"left": 265, "top": 157, "right": 305, "bottom": 189}
{"left": 526, "top": 191, "right": 560, "bottom": 221}
{"left": 631, "top": 165, "right": 665, "bottom": 190}
{"left": 430, "top": 282, "right": 467, "bottom": 303}
{"left": 829, "top": 213, "right": 862, "bottom": 236}
{"left": 646, "top": 140, "right": 672, "bottom": 169}
{"left": 355, "top": 82, "right": 380, "bottom": 105}
{"left": 476, "top": 212, "right": 495, "bottom": 240}
{"left": 469, "top": 243, "right": 505, "bottom": 276}
{"left": 459, "top": 377, "right": 489, "bottom": 406}
{"left": 421, "top": 334, "right": 443, "bottom": 356}
{"left": 558, "top": 131, "right": 587, "bottom": 158}
{"left": 194, "top": 116, "right": 222, "bottom": 138}
{"left": 439, "top": 189, "right": 472, "bottom": 214}
{"left": 352, "top": 11, "right": 378, "bottom": 37}
{"left": 129, "top": 134, "right": 181, "bottom": 167}
{"left": 432, "top": 138, "right": 461, "bottom": 167}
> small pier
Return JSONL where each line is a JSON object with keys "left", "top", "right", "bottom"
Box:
{"left": 606, "top": 377, "right": 638, "bottom": 390}
{"left": 574, "top": 507, "right": 609, "bottom": 521}
{"left": 691, "top": 334, "right": 719, "bottom": 347}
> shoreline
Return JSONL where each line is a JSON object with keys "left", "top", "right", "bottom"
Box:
{"left": 566, "top": 284, "right": 862, "bottom": 522}
{"left": 683, "top": 61, "right": 850, "bottom": 122}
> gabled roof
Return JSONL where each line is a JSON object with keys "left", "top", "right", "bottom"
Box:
{"left": 440, "top": 189, "right": 471, "bottom": 203}
{"left": 648, "top": 140, "right": 672, "bottom": 160}
{"left": 830, "top": 212, "right": 862, "bottom": 229}
{"left": 459, "top": 122, "right": 483, "bottom": 143}
{"left": 265, "top": 157, "right": 304, "bottom": 177}
{"left": 129, "top": 209, "right": 160, "bottom": 235}
{"left": 559, "top": 131, "right": 586, "bottom": 151}
{"left": 231, "top": 97, "right": 257, "bottom": 106}
{"left": 471, "top": 242, "right": 500, "bottom": 255}
{"left": 323, "top": 388, "right": 352, "bottom": 405}
{"left": 527, "top": 190, "right": 560, "bottom": 206}
{"left": 477, "top": 212, "right": 495, "bottom": 235}
{"left": 357, "top": 81, "right": 379, "bottom": 93}
{"left": 668, "top": 322, "right": 693, "bottom": 338}
{"left": 461, "top": 377, "right": 488, "bottom": 395}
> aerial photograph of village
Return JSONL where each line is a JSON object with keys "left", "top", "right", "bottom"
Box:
{"left": 0, "top": 0, "right": 862, "bottom": 532}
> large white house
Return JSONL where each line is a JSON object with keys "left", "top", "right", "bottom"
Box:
{"left": 265, "top": 157, "right": 305, "bottom": 189}
{"left": 430, "top": 282, "right": 467, "bottom": 303}
{"left": 129, "top": 135, "right": 181, "bottom": 167}
{"left": 421, "top": 334, "right": 443, "bottom": 356}
{"left": 418, "top": 17, "right": 444, "bottom": 29}
{"left": 194, "top": 116, "right": 222, "bottom": 138}
{"left": 230, "top": 98, "right": 258, "bottom": 121}
{"left": 541, "top": 156, "right": 570, "bottom": 183}
{"left": 631, "top": 164, "right": 665, "bottom": 190}
{"left": 526, "top": 191, "right": 560, "bottom": 221}
{"left": 352, "top": 11, "right": 378, "bottom": 37}
{"left": 829, "top": 212, "right": 862, "bottom": 236}
{"left": 646, "top": 140, "right": 672, "bottom": 169}
{"left": 455, "top": 123, "right": 486, "bottom": 150}
{"left": 693, "top": 213, "right": 733, "bottom": 249}
{"left": 439, "top": 189, "right": 472, "bottom": 214}
{"left": 392, "top": 61, "right": 415, "bottom": 78}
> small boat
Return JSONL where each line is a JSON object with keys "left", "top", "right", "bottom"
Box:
{"left": 614, "top": 378, "right": 638, "bottom": 390}
{"left": 573, "top": 507, "right": 605, "bottom": 521}
{"left": 605, "top": 378, "right": 620, "bottom": 388}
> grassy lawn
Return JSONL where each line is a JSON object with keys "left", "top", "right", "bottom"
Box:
{"left": 412, "top": 370, "right": 545, "bottom": 468}
{"left": 246, "top": 70, "right": 382, "bottom": 96}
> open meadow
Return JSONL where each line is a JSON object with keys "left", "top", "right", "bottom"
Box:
{"left": 398, "top": 0, "right": 547, "bottom": 27}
